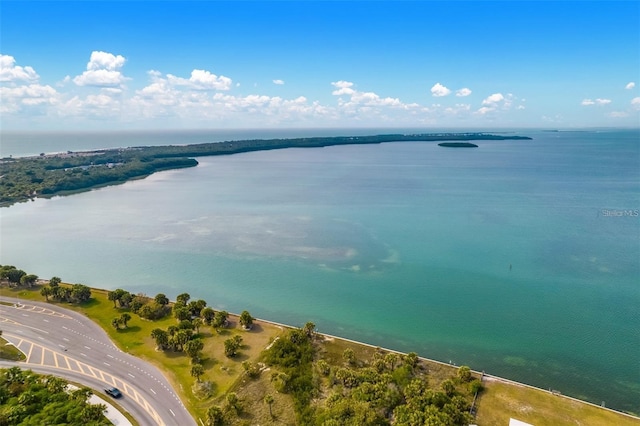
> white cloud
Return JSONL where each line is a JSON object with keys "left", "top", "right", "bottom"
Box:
{"left": 482, "top": 93, "right": 504, "bottom": 105}
{"left": 631, "top": 97, "right": 640, "bottom": 110}
{"left": 582, "top": 98, "right": 612, "bottom": 106}
{"left": 273, "top": 79, "right": 284, "bottom": 85}
{"left": 608, "top": 111, "right": 629, "bottom": 118}
{"left": 73, "top": 51, "right": 128, "bottom": 87}
{"left": 455, "top": 87, "right": 472, "bottom": 97}
{"left": 331, "top": 80, "right": 355, "bottom": 96}
{"left": 86, "top": 51, "right": 125, "bottom": 71}
{"left": 430, "top": 83, "right": 451, "bottom": 97}
{"left": 0, "top": 84, "right": 58, "bottom": 113}
{"left": 625, "top": 82, "right": 635, "bottom": 90}
{"left": 444, "top": 104, "right": 471, "bottom": 115}
{"left": 475, "top": 93, "right": 521, "bottom": 116}
{"left": 0, "top": 55, "right": 39, "bottom": 82}
{"left": 166, "top": 69, "right": 232, "bottom": 90}
{"left": 331, "top": 80, "right": 412, "bottom": 109}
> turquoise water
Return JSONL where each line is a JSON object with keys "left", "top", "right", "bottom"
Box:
{"left": 1, "top": 129, "right": 638, "bottom": 413}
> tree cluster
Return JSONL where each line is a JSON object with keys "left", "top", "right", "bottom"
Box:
{"left": 0, "top": 367, "right": 110, "bottom": 425}
{"left": 315, "top": 349, "right": 478, "bottom": 426}
{"left": 107, "top": 289, "right": 171, "bottom": 320}
{"left": 263, "top": 328, "right": 316, "bottom": 423}
{"left": 0, "top": 265, "right": 36, "bottom": 288}
{"left": 40, "top": 277, "right": 91, "bottom": 304}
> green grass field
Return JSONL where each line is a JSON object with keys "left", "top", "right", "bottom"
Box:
{"left": 0, "top": 336, "right": 26, "bottom": 361}
{"left": 475, "top": 379, "right": 640, "bottom": 425}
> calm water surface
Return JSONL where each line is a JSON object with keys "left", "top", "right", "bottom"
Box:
{"left": 1, "top": 129, "right": 638, "bottom": 413}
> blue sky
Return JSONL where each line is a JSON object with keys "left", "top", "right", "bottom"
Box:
{"left": 1, "top": 1, "right": 638, "bottom": 130}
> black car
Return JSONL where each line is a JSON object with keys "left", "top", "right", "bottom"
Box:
{"left": 105, "top": 387, "right": 122, "bottom": 398}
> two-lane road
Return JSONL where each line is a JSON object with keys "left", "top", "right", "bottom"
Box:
{"left": 0, "top": 296, "right": 196, "bottom": 426}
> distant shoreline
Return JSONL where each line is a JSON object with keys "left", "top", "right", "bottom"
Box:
{"left": 0, "top": 132, "right": 531, "bottom": 207}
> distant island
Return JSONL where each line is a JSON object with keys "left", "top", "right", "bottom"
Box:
{"left": 438, "top": 142, "right": 478, "bottom": 148}
{"left": 0, "top": 132, "right": 531, "bottom": 206}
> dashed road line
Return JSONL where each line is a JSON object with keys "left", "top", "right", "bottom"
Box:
{"left": 2, "top": 330, "right": 167, "bottom": 425}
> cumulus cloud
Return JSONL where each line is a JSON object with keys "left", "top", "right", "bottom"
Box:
{"left": 581, "top": 99, "right": 595, "bottom": 106}
{"left": 331, "top": 80, "right": 413, "bottom": 109}
{"left": 595, "top": 98, "right": 611, "bottom": 105}
{"left": 625, "top": 82, "right": 635, "bottom": 90}
{"left": 273, "top": 79, "right": 284, "bottom": 85}
{"left": 455, "top": 87, "right": 472, "bottom": 97}
{"left": 0, "top": 84, "right": 58, "bottom": 113}
{"left": 331, "top": 80, "right": 355, "bottom": 96}
{"left": 482, "top": 93, "right": 505, "bottom": 105}
{"left": 73, "top": 51, "right": 128, "bottom": 87}
{"left": 631, "top": 97, "right": 640, "bottom": 110}
{"left": 475, "top": 93, "right": 522, "bottom": 116}
{"left": 166, "top": 69, "right": 232, "bottom": 90}
{"left": 430, "top": 83, "right": 451, "bottom": 97}
{"left": 0, "top": 54, "right": 39, "bottom": 82}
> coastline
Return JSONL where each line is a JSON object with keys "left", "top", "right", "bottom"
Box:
{"left": 0, "top": 132, "right": 531, "bottom": 207}
{"left": 3, "top": 283, "right": 639, "bottom": 423}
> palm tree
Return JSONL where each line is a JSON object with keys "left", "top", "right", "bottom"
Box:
{"left": 192, "top": 317, "right": 203, "bottom": 335}
{"left": 111, "top": 318, "right": 121, "bottom": 330}
{"left": 40, "top": 286, "right": 51, "bottom": 302}
{"left": 206, "top": 405, "right": 224, "bottom": 426}
{"left": 239, "top": 310, "right": 254, "bottom": 330}
{"left": 303, "top": 322, "right": 316, "bottom": 338}
{"left": 151, "top": 328, "right": 168, "bottom": 350}
{"left": 120, "top": 313, "right": 131, "bottom": 328}
{"left": 191, "top": 363, "right": 204, "bottom": 382}
{"left": 264, "top": 393, "right": 274, "bottom": 418}
{"left": 226, "top": 392, "right": 240, "bottom": 413}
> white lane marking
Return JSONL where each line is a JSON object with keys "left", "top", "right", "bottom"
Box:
{"left": 107, "top": 354, "right": 114, "bottom": 358}
{"left": 150, "top": 388, "right": 156, "bottom": 395}
{"left": 43, "top": 319, "right": 49, "bottom": 323}
{"left": 63, "top": 337, "right": 69, "bottom": 342}
{"left": 128, "top": 373, "right": 135, "bottom": 378}
{"left": 169, "top": 409, "right": 175, "bottom": 417}
{"left": 103, "top": 362, "right": 110, "bottom": 366}
{"left": 58, "top": 344, "right": 65, "bottom": 348}
{"left": 80, "top": 353, "right": 87, "bottom": 357}
{"left": 84, "top": 345, "right": 91, "bottom": 350}
{"left": 22, "top": 314, "right": 29, "bottom": 317}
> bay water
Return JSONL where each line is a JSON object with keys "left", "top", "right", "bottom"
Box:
{"left": 1, "top": 129, "right": 638, "bottom": 413}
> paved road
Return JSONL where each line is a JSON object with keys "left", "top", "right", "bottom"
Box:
{"left": 0, "top": 296, "right": 196, "bottom": 426}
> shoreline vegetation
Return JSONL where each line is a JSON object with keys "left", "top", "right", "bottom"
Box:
{"left": 1, "top": 266, "right": 638, "bottom": 425}
{"left": 0, "top": 132, "right": 531, "bottom": 207}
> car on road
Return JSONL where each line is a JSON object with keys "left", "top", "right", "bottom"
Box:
{"left": 105, "top": 387, "right": 122, "bottom": 398}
